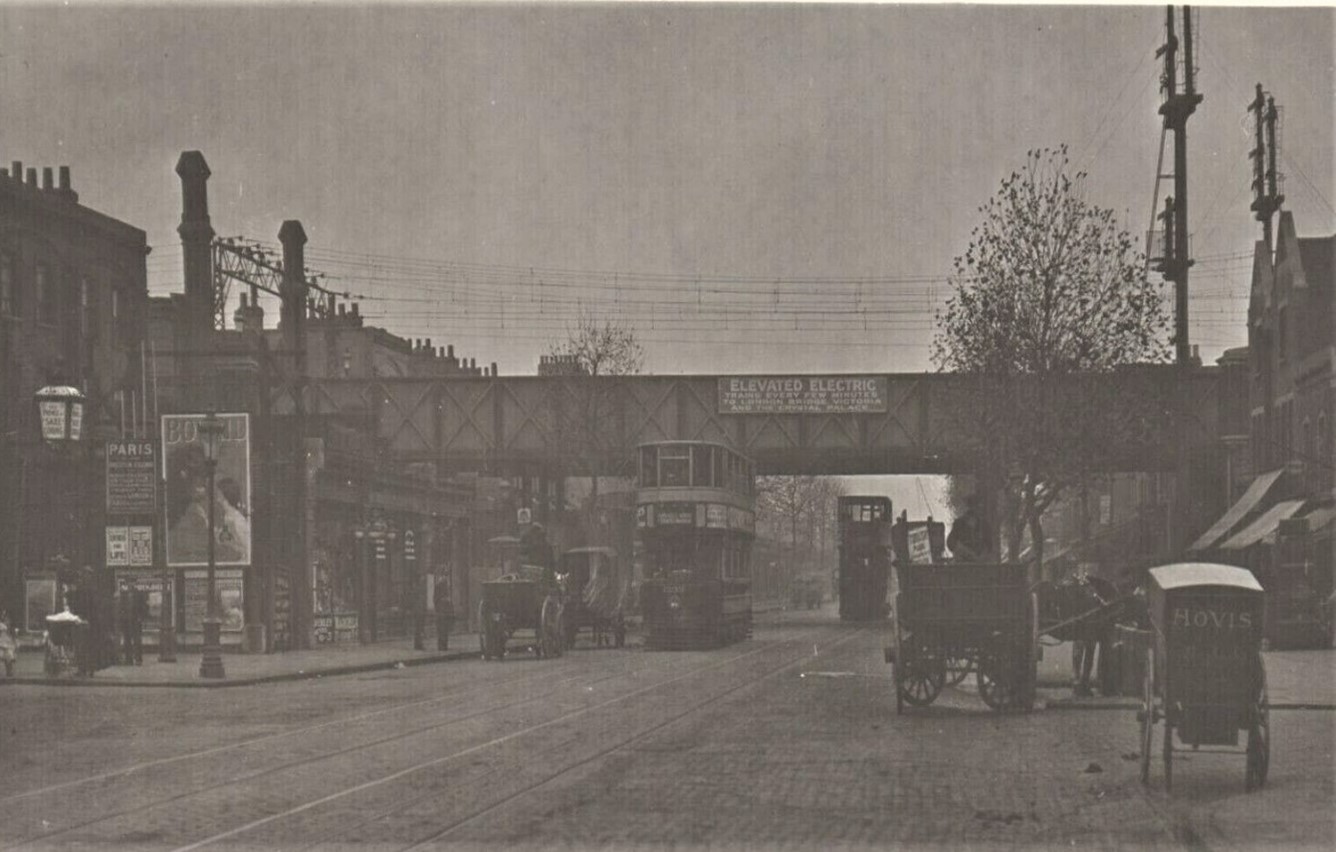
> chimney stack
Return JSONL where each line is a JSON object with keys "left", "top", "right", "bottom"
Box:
{"left": 278, "top": 220, "right": 308, "bottom": 349}
{"left": 10, "top": 161, "right": 20, "bottom": 180}
{"left": 176, "top": 151, "right": 216, "bottom": 336}
{"left": 491, "top": 362, "right": 498, "bottom": 376}
{"left": 42, "top": 167, "right": 53, "bottom": 190}
{"left": 26, "top": 168, "right": 37, "bottom": 186}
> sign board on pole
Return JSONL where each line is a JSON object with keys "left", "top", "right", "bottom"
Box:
{"left": 106, "top": 441, "right": 157, "bottom": 515}
{"left": 908, "top": 527, "right": 933, "bottom": 564}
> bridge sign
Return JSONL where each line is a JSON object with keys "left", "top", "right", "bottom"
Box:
{"left": 717, "top": 376, "right": 888, "bottom": 415}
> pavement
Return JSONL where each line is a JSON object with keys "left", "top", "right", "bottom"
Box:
{"left": 5, "top": 621, "right": 1333, "bottom": 707}
{"left": 1, "top": 633, "right": 482, "bottom": 687}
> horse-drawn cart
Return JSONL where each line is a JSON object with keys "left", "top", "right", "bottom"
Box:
{"left": 885, "top": 562, "right": 1038, "bottom": 712}
{"left": 478, "top": 566, "right": 566, "bottom": 661}
{"left": 559, "top": 547, "right": 628, "bottom": 649}
{"left": 1139, "top": 563, "right": 1269, "bottom": 792}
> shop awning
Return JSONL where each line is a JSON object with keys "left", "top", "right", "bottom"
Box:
{"left": 1270, "top": 505, "right": 1335, "bottom": 545}
{"left": 1189, "top": 469, "right": 1285, "bottom": 552}
{"left": 1218, "top": 499, "right": 1305, "bottom": 551}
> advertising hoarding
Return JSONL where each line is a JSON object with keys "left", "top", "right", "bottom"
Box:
{"left": 162, "top": 414, "right": 251, "bottom": 567}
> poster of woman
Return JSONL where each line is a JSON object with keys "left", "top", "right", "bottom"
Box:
{"left": 163, "top": 414, "right": 252, "bottom": 567}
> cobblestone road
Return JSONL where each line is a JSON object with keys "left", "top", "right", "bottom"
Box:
{"left": 1, "top": 607, "right": 1330, "bottom": 851}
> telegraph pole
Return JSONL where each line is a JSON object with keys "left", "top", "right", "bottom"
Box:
{"left": 1153, "top": 6, "right": 1203, "bottom": 367}
{"left": 1248, "top": 83, "right": 1285, "bottom": 252}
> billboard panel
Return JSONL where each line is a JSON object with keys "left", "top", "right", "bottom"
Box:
{"left": 162, "top": 413, "right": 252, "bottom": 567}
{"left": 717, "top": 376, "right": 888, "bottom": 414}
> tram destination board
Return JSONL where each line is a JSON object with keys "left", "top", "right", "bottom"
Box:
{"left": 718, "top": 376, "right": 888, "bottom": 414}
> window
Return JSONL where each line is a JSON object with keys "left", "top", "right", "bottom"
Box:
{"left": 639, "top": 447, "right": 657, "bottom": 487}
{"left": 691, "top": 446, "right": 713, "bottom": 487}
{"left": 0, "top": 251, "right": 13, "bottom": 316}
{"left": 659, "top": 446, "right": 690, "bottom": 487}
{"left": 36, "top": 262, "right": 56, "bottom": 325}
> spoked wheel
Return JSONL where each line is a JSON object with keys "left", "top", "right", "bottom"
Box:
{"left": 977, "top": 650, "right": 1024, "bottom": 712}
{"left": 898, "top": 653, "right": 946, "bottom": 707}
{"left": 1246, "top": 667, "right": 1270, "bottom": 792}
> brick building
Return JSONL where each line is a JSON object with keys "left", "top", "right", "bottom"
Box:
{"left": 0, "top": 161, "right": 151, "bottom": 633}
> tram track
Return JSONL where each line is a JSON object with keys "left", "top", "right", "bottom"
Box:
{"left": 166, "top": 626, "right": 863, "bottom": 852}
{"left": 1, "top": 657, "right": 659, "bottom": 850}
{"left": 0, "top": 659, "right": 585, "bottom": 809}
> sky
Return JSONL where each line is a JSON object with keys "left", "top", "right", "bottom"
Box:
{"left": 2, "top": 3, "right": 1332, "bottom": 520}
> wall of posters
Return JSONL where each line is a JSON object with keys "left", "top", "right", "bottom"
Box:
{"left": 183, "top": 569, "right": 245, "bottom": 634}
{"left": 162, "top": 414, "right": 251, "bottom": 567}
{"left": 116, "top": 574, "right": 172, "bottom": 634}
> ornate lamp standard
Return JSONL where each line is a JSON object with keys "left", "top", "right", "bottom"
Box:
{"left": 197, "top": 412, "right": 226, "bottom": 679}
{"left": 34, "top": 385, "right": 86, "bottom": 591}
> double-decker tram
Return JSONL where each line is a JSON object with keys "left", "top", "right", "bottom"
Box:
{"left": 636, "top": 441, "right": 756, "bottom": 649}
{"left": 838, "top": 495, "right": 893, "bottom": 621}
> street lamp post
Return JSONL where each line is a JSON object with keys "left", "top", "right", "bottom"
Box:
{"left": 34, "top": 385, "right": 88, "bottom": 671}
{"left": 197, "top": 412, "right": 226, "bottom": 679}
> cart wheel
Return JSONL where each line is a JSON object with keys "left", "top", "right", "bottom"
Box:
{"left": 977, "top": 651, "right": 1022, "bottom": 711}
{"left": 1139, "top": 649, "right": 1154, "bottom": 786}
{"left": 1163, "top": 716, "right": 1174, "bottom": 793}
{"left": 898, "top": 656, "right": 945, "bottom": 707}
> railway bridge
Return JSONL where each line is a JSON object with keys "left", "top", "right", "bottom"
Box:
{"left": 280, "top": 366, "right": 1229, "bottom": 477}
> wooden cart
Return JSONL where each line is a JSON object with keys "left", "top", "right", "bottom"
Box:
{"left": 886, "top": 562, "right": 1038, "bottom": 712}
{"left": 478, "top": 566, "right": 565, "bottom": 661}
{"left": 1139, "top": 563, "right": 1269, "bottom": 792}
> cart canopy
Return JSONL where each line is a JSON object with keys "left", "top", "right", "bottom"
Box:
{"left": 1148, "top": 563, "right": 1263, "bottom": 593}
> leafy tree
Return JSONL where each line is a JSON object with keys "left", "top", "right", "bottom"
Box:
{"left": 933, "top": 146, "right": 1170, "bottom": 575}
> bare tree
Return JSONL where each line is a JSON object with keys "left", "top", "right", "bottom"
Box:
{"left": 933, "top": 146, "right": 1170, "bottom": 576}
{"left": 756, "top": 476, "right": 845, "bottom": 579}
{"left": 544, "top": 313, "right": 645, "bottom": 522}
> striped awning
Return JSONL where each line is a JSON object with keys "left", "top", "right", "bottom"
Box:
{"left": 1189, "top": 469, "right": 1285, "bottom": 552}
{"left": 1218, "top": 499, "right": 1305, "bottom": 551}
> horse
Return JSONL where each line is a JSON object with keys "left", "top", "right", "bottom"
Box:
{"left": 1035, "top": 573, "right": 1131, "bottom": 696}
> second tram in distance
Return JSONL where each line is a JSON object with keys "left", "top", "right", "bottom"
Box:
{"left": 636, "top": 441, "right": 756, "bottom": 649}
{"left": 838, "top": 495, "right": 893, "bottom": 621}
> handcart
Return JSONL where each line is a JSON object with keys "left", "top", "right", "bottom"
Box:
{"left": 1138, "top": 563, "right": 1269, "bottom": 792}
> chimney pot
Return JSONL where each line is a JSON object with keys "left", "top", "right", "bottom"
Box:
{"left": 491, "top": 362, "right": 498, "bottom": 376}
{"left": 447, "top": 344, "right": 455, "bottom": 359}
{"left": 10, "top": 161, "right": 20, "bottom": 180}
{"left": 59, "top": 166, "right": 71, "bottom": 191}
{"left": 26, "top": 168, "right": 38, "bottom": 186}
{"left": 351, "top": 303, "right": 359, "bottom": 317}
{"left": 42, "top": 167, "right": 54, "bottom": 189}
